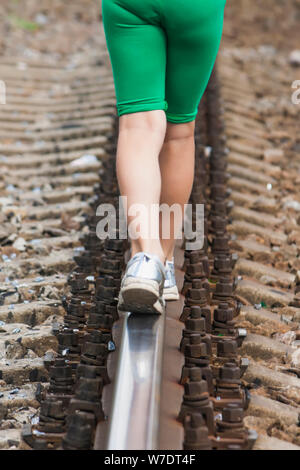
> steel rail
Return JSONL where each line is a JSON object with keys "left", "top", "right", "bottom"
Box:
{"left": 106, "top": 311, "right": 165, "bottom": 450}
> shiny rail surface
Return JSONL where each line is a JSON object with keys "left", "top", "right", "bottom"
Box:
{"left": 106, "top": 312, "right": 165, "bottom": 450}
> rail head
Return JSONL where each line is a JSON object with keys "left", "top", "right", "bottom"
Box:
{"left": 106, "top": 311, "right": 165, "bottom": 450}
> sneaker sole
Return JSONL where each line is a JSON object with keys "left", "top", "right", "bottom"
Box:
{"left": 118, "top": 280, "right": 165, "bottom": 315}
{"left": 163, "top": 286, "right": 180, "bottom": 301}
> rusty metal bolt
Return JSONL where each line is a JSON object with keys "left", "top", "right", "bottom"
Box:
{"left": 185, "top": 317, "right": 206, "bottom": 333}
{"left": 58, "top": 329, "right": 79, "bottom": 347}
{"left": 190, "top": 413, "right": 206, "bottom": 429}
{"left": 49, "top": 359, "right": 73, "bottom": 380}
{"left": 75, "top": 378, "right": 102, "bottom": 402}
{"left": 87, "top": 313, "right": 114, "bottom": 330}
{"left": 217, "top": 340, "right": 238, "bottom": 357}
{"left": 190, "top": 306, "right": 202, "bottom": 318}
{"left": 96, "top": 275, "right": 116, "bottom": 289}
{"left": 222, "top": 404, "right": 243, "bottom": 423}
{"left": 94, "top": 301, "right": 118, "bottom": 320}
{"left": 185, "top": 380, "right": 208, "bottom": 397}
{"left": 188, "top": 287, "right": 207, "bottom": 302}
{"left": 214, "top": 303, "right": 234, "bottom": 323}
{"left": 214, "top": 277, "right": 234, "bottom": 297}
{"left": 210, "top": 171, "right": 229, "bottom": 185}
{"left": 189, "top": 252, "right": 201, "bottom": 264}
{"left": 192, "top": 279, "right": 202, "bottom": 289}
{"left": 211, "top": 217, "right": 227, "bottom": 232}
{"left": 99, "top": 258, "right": 122, "bottom": 274}
{"left": 83, "top": 342, "right": 106, "bottom": 357}
{"left": 189, "top": 367, "right": 202, "bottom": 382}
{"left": 212, "top": 237, "right": 230, "bottom": 254}
{"left": 211, "top": 184, "right": 231, "bottom": 200}
{"left": 185, "top": 341, "right": 207, "bottom": 358}
{"left": 200, "top": 306, "right": 212, "bottom": 333}
{"left": 104, "top": 238, "right": 125, "bottom": 252}
{"left": 186, "top": 263, "right": 206, "bottom": 278}
{"left": 88, "top": 330, "right": 104, "bottom": 344}
{"left": 214, "top": 255, "right": 232, "bottom": 274}
{"left": 40, "top": 398, "right": 65, "bottom": 420}
{"left": 211, "top": 201, "right": 228, "bottom": 217}
{"left": 210, "top": 157, "right": 227, "bottom": 172}
{"left": 184, "top": 413, "right": 211, "bottom": 449}
{"left": 62, "top": 413, "right": 93, "bottom": 450}
{"left": 220, "top": 363, "right": 240, "bottom": 381}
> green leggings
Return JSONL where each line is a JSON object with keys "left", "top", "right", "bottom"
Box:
{"left": 102, "top": 0, "right": 226, "bottom": 123}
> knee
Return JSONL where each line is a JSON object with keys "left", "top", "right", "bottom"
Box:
{"left": 164, "top": 120, "right": 195, "bottom": 143}
{"left": 119, "top": 110, "right": 167, "bottom": 139}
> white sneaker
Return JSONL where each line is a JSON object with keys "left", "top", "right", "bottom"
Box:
{"left": 163, "top": 258, "right": 179, "bottom": 301}
{"left": 118, "top": 252, "right": 166, "bottom": 315}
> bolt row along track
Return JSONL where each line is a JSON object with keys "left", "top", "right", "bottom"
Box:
{"left": 0, "top": 0, "right": 299, "bottom": 451}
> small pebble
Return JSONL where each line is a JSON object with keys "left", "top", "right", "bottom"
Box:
{"left": 31, "top": 416, "right": 39, "bottom": 425}
{"left": 31, "top": 239, "right": 41, "bottom": 245}
{"left": 6, "top": 184, "right": 16, "bottom": 192}
{"left": 74, "top": 246, "right": 84, "bottom": 252}
{"left": 32, "top": 429, "right": 45, "bottom": 437}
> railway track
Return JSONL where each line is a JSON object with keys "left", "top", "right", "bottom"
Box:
{"left": 0, "top": 1, "right": 299, "bottom": 451}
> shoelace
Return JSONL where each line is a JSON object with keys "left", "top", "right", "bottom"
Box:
{"left": 164, "top": 260, "right": 175, "bottom": 284}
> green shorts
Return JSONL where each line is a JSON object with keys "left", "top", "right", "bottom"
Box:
{"left": 102, "top": 0, "right": 226, "bottom": 123}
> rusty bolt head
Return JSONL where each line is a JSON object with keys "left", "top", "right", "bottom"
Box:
{"left": 222, "top": 403, "right": 243, "bottom": 423}
{"left": 185, "top": 380, "right": 208, "bottom": 396}
{"left": 190, "top": 413, "right": 205, "bottom": 428}
{"left": 189, "top": 367, "right": 202, "bottom": 381}
{"left": 191, "top": 279, "right": 202, "bottom": 289}
{"left": 217, "top": 340, "right": 237, "bottom": 356}
{"left": 214, "top": 304, "right": 234, "bottom": 322}
{"left": 185, "top": 342, "right": 207, "bottom": 358}
{"left": 190, "top": 306, "right": 202, "bottom": 318}
{"left": 186, "top": 317, "right": 206, "bottom": 332}
{"left": 220, "top": 362, "right": 240, "bottom": 381}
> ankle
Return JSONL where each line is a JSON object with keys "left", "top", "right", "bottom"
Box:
{"left": 137, "top": 242, "right": 165, "bottom": 264}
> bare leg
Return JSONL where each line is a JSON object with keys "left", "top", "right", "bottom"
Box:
{"left": 159, "top": 121, "right": 195, "bottom": 261}
{"left": 116, "top": 110, "right": 167, "bottom": 263}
